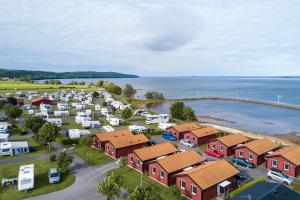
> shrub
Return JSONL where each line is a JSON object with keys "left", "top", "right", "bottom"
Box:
{"left": 230, "top": 177, "right": 265, "bottom": 198}
{"left": 49, "top": 154, "right": 57, "bottom": 161}
{"left": 60, "top": 138, "right": 80, "bottom": 146}
{"left": 79, "top": 136, "right": 92, "bottom": 146}
{"left": 119, "top": 157, "right": 127, "bottom": 168}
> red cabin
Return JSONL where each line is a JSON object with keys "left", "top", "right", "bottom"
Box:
{"left": 175, "top": 160, "right": 239, "bottom": 200}
{"left": 127, "top": 142, "right": 177, "bottom": 173}
{"left": 104, "top": 134, "right": 149, "bottom": 159}
{"left": 184, "top": 127, "right": 219, "bottom": 146}
{"left": 31, "top": 97, "right": 52, "bottom": 107}
{"left": 266, "top": 146, "right": 300, "bottom": 177}
{"left": 92, "top": 129, "right": 133, "bottom": 149}
{"left": 148, "top": 150, "right": 205, "bottom": 186}
{"left": 166, "top": 122, "right": 201, "bottom": 140}
{"left": 234, "top": 138, "right": 279, "bottom": 166}
{"left": 208, "top": 133, "right": 249, "bottom": 157}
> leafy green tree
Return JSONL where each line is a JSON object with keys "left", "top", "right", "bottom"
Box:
{"left": 79, "top": 81, "right": 85, "bottom": 85}
{"left": 105, "top": 83, "right": 122, "bottom": 95}
{"left": 38, "top": 123, "right": 60, "bottom": 149}
{"left": 127, "top": 184, "right": 162, "bottom": 200}
{"left": 25, "top": 116, "right": 46, "bottom": 135}
{"left": 4, "top": 105, "right": 23, "bottom": 118}
{"left": 121, "top": 108, "right": 132, "bottom": 119}
{"left": 169, "top": 185, "right": 186, "bottom": 200}
{"left": 123, "top": 84, "right": 136, "bottom": 98}
{"left": 102, "top": 102, "right": 108, "bottom": 107}
{"left": 95, "top": 80, "right": 104, "bottom": 87}
{"left": 93, "top": 91, "right": 99, "bottom": 98}
{"left": 58, "top": 151, "right": 73, "bottom": 174}
{"left": 68, "top": 81, "right": 78, "bottom": 85}
{"left": 170, "top": 102, "right": 185, "bottom": 120}
{"left": 144, "top": 91, "right": 164, "bottom": 100}
{"left": 183, "top": 106, "right": 197, "bottom": 121}
{"left": 7, "top": 96, "right": 18, "bottom": 105}
{"left": 98, "top": 173, "right": 123, "bottom": 200}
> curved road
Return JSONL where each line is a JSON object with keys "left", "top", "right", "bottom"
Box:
{"left": 28, "top": 157, "right": 118, "bottom": 200}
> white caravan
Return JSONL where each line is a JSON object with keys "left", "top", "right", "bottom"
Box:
{"left": 146, "top": 114, "right": 169, "bottom": 124}
{"left": 68, "top": 129, "right": 91, "bottom": 139}
{"left": 18, "top": 164, "right": 34, "bottom": 191}
{"left": 102, "top": 125, "right": 115, "bottom": 132}
{"left": 100, "top": 108, "right": 109, "bottom": 116}
{"left": 95, "top": 104, "right": 101, "bottom": 111}
{"left": 0, "top": 134, "right": 9, "bottom": 142}
{"left": 109, "top": 117, "right": 120, "bottom": 126}
{"left": 134, "top": 109, "right": 148, "bottom": 116}
{"left": 57, "top": 103, "right": 69, "bottom": 111}
{"left": 128, "top": 125, "right": 147, "bottom": 133}
{"left": 0, "top": 141, "right": 29, "bottom": 156}
{"left": 54, "top": 111, "right": 69, "bottom": 117}
{"left": 46, "top": 118, "right": 62, "bottom": 127}
{"left": 158, "top": 123, "right": 175, "bottom": 131}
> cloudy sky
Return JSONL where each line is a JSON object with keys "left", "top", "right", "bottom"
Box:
{"left": 0, "top": 0, "right": 300, "bottom": 76}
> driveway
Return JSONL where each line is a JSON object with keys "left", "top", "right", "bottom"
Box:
{"left": 27, "top": 157, "right": 119, "bottom": 200}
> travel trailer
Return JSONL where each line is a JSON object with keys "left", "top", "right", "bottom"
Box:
{"left": 40, "top": 104, "right": 52, "bottom": 114}
{"left": 100, "top": 108, "right": 109, "bottom": 116}
{"left": 95, "top": 104, "right": 101, "bottom": 111}
{"left": 128, "top": 125, "right": 147, "bottom": 133}
{"left": 109, "top": 117, "right": 120, "bottom": 126}
{"left": 134, "top": 109, "right": 148, "bottom": 116}
{"left": 146, "top": 114, "right": 169, "bottom": 124}
{"left": 0, "top": 134, "right": 9, "bottom": 142}
{"left": 54, "top": 111, "right": 69, "bottom": 117}
{"left": 18, "top": 164, "right": 34, "bottom": 191}
{"left": 68, "top": 129, "right": 91, "bottom": 139}
{"left": 46, "top": 118, "right": 62, "bottom": 127}
{"left": 75, "top": 116, "right": 91, "bottom": 124}
{"left": 102, "top": 125, "right": 115, "bottom": 132}
{"left": 28, "top": 109, "right": 35, "bottom": 115}
{"left": 34, "top": 112, "right": 49, "bottom": 120}
{"left": 82, "top": 121, "right": 100, "bottom": 129}
{"left": 57, "top": 103, "right": 69, "bottom": 111}
{"left": 0, "top": 141, "right": 29, "bottom": 156}
{"left": 158, "top": 122, "right": 175, "bottom": 130}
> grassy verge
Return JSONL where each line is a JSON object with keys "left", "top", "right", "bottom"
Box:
{"left": 109, "top": 167, "right": 175, "bottom": 200}
{"left": 199, "top": 144, "right": 207, "bottom": 152}
{"left": 0, "top": 159, "right": 75, "bottom": 200}
{"left": 294, "top": 182, "right": 300, "bottom": 193}
{"left": 74, "top": 146, "right": 113, "bottom": 165}
{"left": 229, "top": 177, "right": 265, "bottom": 198}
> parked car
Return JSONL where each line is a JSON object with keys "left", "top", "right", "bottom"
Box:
{"left": 48, "top": 168, "right": 60, "bottom": 184}
{"left": 267, "top": 168, "right": 294, "bottom": 185}
{"left": 233, "top": 158, "right": 255, "bottom": 169}
{"left": 235, "top": 172, "right": 250, "bottom": 181}
{"left": 162, "top": 132, "right": 176, "bottom": 141}
{"left": 204, "top": 149, "right": 224, "bottom": 158}
{"left": 180, "top": 139, "right": 195, "bottom": 148}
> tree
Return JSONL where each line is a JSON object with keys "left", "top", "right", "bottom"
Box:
{"left": 98, "top": 173, "right": 123, "bottom": 200}
{"left": 7, "top": 96, "right": 18, "bottom": 105}
{"left": 4, "top": 105, "right": 23, "bottom": 118}
{"left": 170, "top": 102, "right": 185, "bottom": 120}
{"left": 92, "top": 91, "right": 99, "bottom": 98}
{"left": 79, "top": 81, "right": 85, "bottom": 85}
{"left": 183, "top": 106, "right": 197, "bottom": 121}
{"left": 123, "top": 84, "right": 136, "bottom": 98}
{"left": 127, "top": 185, "right": 162, "bottom": 200}
{"left": 169, "top": 185, "right": 186, "bottom": 200}
{"left": 58, "top": 151, "right": 73, "bottom": 174}
{"left": 105, "top": 83, "right": 122, "bottom": 95}
{"left": 144, "top": 91, "right": 164, "bottom": 100}
{"left": 25, "top": 116, "right": 46, "bottom": 138}
{"left": 122, "top": 108, "right": 132, "bottom": 119}
{"left": 38, "top": 123, "right": 60, "bottom": 149}
{"left": 95, "top": 80, "right": 104, "bottom": 87}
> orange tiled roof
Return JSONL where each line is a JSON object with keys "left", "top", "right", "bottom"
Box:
{"left": 173, "top": 122, "right": 201, "bottom": 133}
{"left": 31, "top": 96, "right": 48, "bottom": 103}
{"left": 157, "top": 150, "right": 205, "bottom": 173}
{"left": 134, "top": 142, "right": 177, "bottom": 161}
{"left": 109, "top": 134, "right": 149, "bottom": 149}
{"left": 217, "top": 134, "right": 249, "bottom": 147}
{"left": 176, "top": 160, "right": 239, "bottom": 190}
{"left": 191, "top": 127, "right": 219, "bottom": 138}
{"left": 236, "top": 138, "right": 278, "bottom": 155}
{"left": 96, "top": 129, "right": 133, "bottom": 141}
{"left": 267, "top": 146, "right": 300, "bottom": 166}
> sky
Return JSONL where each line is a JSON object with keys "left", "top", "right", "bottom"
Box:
{"left": 0, "top": 0, "right": 300, "bottom": 76}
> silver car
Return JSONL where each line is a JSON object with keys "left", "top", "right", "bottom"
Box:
{"left": 180, "top": 139, "right": 195, "bottom": 148}
{"left": 267, "top": 169, "right": 294, "bottom": 185}
{"left": 48, "top": 168, "right": 60, "bottom": 184}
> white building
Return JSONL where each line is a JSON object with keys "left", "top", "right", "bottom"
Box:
{"left": 146, "top": 114, "right": 169, "bottom": 124}
{"left": 0, "top": 141, "right": 29, "bottom": 156}
{"left": 18, "top": 164, "right": 34, "bottom": 191}
{"left": 68, "top": 129, "right": 91, "bottom": 139}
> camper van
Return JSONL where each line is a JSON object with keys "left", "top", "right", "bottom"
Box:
{"left": 0, "top": 141, "right": 29, "bottom": 156}
{"left": 146, "top": 114, "right": 169, "bottom": 124}
{"left": 18, "top": 164, "right": 34, "bottom": 191}
{"left": 102, "top": 125, "right": 115, "bottom": 132}
{"left": 46, "top": 118, "right": 62, "bottom": 127}
{"left": 128, "top": 125, "right": 147, "bottom": 133}
{"left": 158, "top": 123, "right": 175, "bottom": 130}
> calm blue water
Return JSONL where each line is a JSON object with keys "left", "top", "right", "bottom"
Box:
{"left": 54, "top": 77, "right": 300, "bottom": 105}
{"left": 147, "top": 100, "right": 300, "bottom": 135}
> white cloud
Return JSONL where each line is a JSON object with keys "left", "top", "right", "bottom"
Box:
{"left": 0, "top": 0, "right": 299, "bottom": 75}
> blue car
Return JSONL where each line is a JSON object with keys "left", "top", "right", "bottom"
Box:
{"left": 162, "top": 132, "right": 176, "bottom": 141}
{"left": 233, "top": 158, "right": 256, "bottom": 169}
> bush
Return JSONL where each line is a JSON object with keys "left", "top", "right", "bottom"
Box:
{"left": 230, "top": 177, "right": 265, "bottom": 198}
{"left": 49, "top": 154, "right": 57, "bottom": 161}
{"left": 102, "top": 102, "right": 107, "bottom": 107}
{"left": 146, "top": 129, "right": 163, "bottom": 135}
{"left": 60, "top": 138, "right": 80, "bottom": 146}
{"left": 119, "top": 157, "right": 127, "bottom": 168}
{"left": 79, "top": 136, "right": 92, "bottom": 146}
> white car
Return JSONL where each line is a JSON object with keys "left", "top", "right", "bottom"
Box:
{"left": 267, "top": 169, "right": 294, "bottom": 185}
{"left": 180, "top": 139, "right": 195, "bottom": 148}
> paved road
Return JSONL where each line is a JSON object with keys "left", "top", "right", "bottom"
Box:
{"left": 28, "top": 158, "right": 119, "bottom": 200}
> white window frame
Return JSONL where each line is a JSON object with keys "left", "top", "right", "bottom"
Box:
{"left": 152, "top": 166, "right": 156, "bottom": 174}
{"left": 284, "top": 163, "right": 290, "bottom": 171}
{"left": 248, "top": 153, "right": 253, "bottom": 161}
{"left": 180, "top": 180, "right": 186, "bottom": 190}
{"left": 220, "top": 145, "right": 224, "bottom": 152}
{"left": 136, "top": 158, "right": 140, "bottom": 166}
{"left": 106, "top": 145, "right": 110, "bottom": 151}
{"left": 191, "top": 184, "right": 197, "bottom": 195}
{"left": 160, "top": 170, "right": 164, "bottom": 179}
{"left": 130, "top": 156, "right": 133, "bottom": 163}
{"left": 212, "top": 144, "right": 216, "bottom": 150}
{"left": 239, "top": 151, "right": 244, "bottom": 158}
{"left": 272, "top": 160, "right": 278, "bottom": 168}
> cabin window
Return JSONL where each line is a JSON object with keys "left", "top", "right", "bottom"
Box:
{"left": 220, "top": 145, "right": 224, "bottom": 152}
{"left": 152, "top": 166, "right": 156, "bottom": 174}
{"left": 106, "top": 145, "right": 110, "bottom": 151}
{"left": 248, "top": 153, "right": 253, "bottom": 161}
{"left": 160, "top": 170, "right": 164, "bottom": 179}
{"left": 284, "top": 163, "right": 290, "bottom": 171}
{"left": 136, "top": 158, "right": 140, "bottom": 166}
{"left": 191, "top": 185, "right": 197, "bottom": 195}
{"left": 239, "top": 151, "right": 244, "bottom": 157}
{"left": 186, "top": 135, "right": 189, "bottom": 140}
{"left": 111, "top": 147, "right": 115, "bottom": 153}
{"left": 180, "top": 180, "right": 186, "bottom": 190}
{"left": 130, "top": 156, "right": 133, "bottom": 163}
{"left": 212, "top": 144, "right": 216, "bottom": 150}
{"left": 272, "top": 160, "right": 278, "bottom": 168}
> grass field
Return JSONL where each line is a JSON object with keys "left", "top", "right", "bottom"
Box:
{"left": 0, "top": 159, "right": 76, "bottom": 200}
{"left": 74, "top": 146, "right": 113, "bottom": 165}
{"left": 109, "top": 167, "right": 175, "bottom": 200}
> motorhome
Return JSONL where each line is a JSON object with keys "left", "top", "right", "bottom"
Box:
{"left": 102, "top": 125, "right": 115, "bottom": 132}
{"left": 134, "top": 109, "right": 148, "bottom": 116}
{"left": 75, "top": 116, "right": 91, "bottom": 124}
{"left": 18, "top": 164, "right": 34, "bottom": 191}
{"left": 0, "top": 141, "right": 29, "bottom": 156}
{"left": 34, "top": 112, "right": 49, "bottom": 120}
{"left": 158, "top": 122, "right": 175, "bottom": 130}
{"left": 146, "top": 114, "right": 169, "bottom": 124}
{"left": 54, "top": 111, "right": 69, "bottom": 117}
{"left": 128, "top": 125, "right": 147, "bottom": 133}
{"left": 46, "top": 118, "right": 62, "bottom": 127}
{"left": 57, "top": 103, "right": 69, "bottom": 111}
{"left": 0, "top": 122, "right": 9, "bottom": 134}
{"left": 82, "top": 121, "right": 100, "bottom": 129}
{"left": 68, "top": 129, "right": 91, "bottom": 139}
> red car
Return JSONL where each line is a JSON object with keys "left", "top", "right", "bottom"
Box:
{"left": 204, "top": 149, "right": 224, "bottom": 158}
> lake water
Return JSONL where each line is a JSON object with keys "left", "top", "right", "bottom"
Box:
{"left": 47, "top": 77, "right": 300, "bottom": 134}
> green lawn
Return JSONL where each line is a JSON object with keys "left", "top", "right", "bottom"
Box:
{"left": 74, "top": 146, "right": 113, "bottom": 165}
{"left": 0, "top": 159, "right": 76, "bottom": 200}
{"left": 199, "top": 144, "right": 207, "bottom": 152}
{"left": 109, "top": 167, "right": 175, "bottom": 200}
